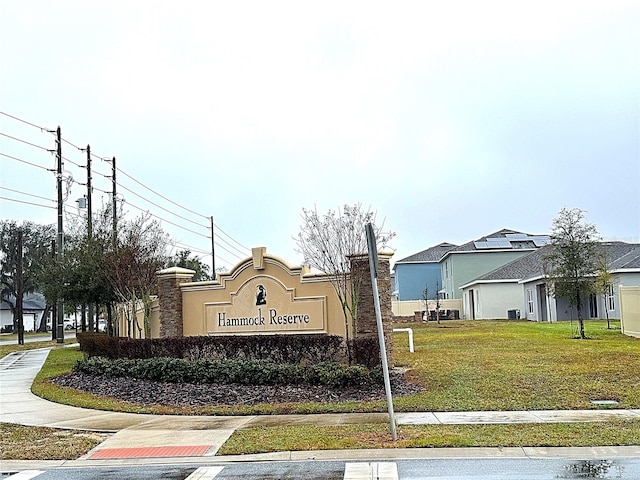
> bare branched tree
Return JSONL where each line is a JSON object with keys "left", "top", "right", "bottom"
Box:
{"left": 105, "top": 212, "right": 169, "bottom": 338}
{"left": 294, "top": 203, "right": 394, "bottom": 361}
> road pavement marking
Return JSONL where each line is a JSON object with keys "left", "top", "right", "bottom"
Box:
{"left": 4, "top": 471, "right": 45, "bottom": 480}
{"left": 184, "top": 466, "right": 225, "bottom": 479}
{"left": 344, "top": 462, "right": 398, "bottom": 480}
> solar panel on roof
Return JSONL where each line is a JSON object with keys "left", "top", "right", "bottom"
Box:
{"left": 486, "top": 238, "right": 512, "bottom": 248}
{"left": 533, "top": 237, "right": 549, "bottom": 247}
{"left": 505, "top": 233, "right": 529, "bottom": 241}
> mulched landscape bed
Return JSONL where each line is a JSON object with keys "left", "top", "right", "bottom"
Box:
{"left": 50, "top": 370, "right": 423, "bottom": 407}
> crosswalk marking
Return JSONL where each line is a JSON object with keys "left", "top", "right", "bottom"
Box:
{"left": 344, "top": 462, "right": 399, "bottom": 480}
{"left": 4, "top": 471, "right": 45, "bottom": 480}
{"left": 184, "top": 466, "right": 225, "bottom": 479}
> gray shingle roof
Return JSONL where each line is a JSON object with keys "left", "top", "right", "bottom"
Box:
{"left": 447, "top": 229, "right": 549, "bottom": 253}
{"left": 467, "top": 241, "right": 640, "bottom": 285}
{"left": 609, "top": 244, "right": 640, "bottom": 270}
{"left": 395, "top": 242, "right": 458, "bottom": 264}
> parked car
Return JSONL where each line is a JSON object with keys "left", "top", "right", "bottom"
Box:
{"left": 63, "top": 319, "right": 77, "bottom": 330}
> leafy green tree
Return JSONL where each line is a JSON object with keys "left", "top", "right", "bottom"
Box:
{"left": 0, "top": 221, "right": 55, "bottom": 338}
{"left": 545, "top": 208, "right": 601, "bottom": 339}
{"left": 166, "top": 249, "right": 212, "bottom": 281}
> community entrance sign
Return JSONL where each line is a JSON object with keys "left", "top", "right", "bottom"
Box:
{"left": 205, "top": 276, "right": 325, "bottom": 334}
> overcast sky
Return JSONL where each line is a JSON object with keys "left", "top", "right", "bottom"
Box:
{"left": 1, "top": 1, "right": 638, "bottom": 270}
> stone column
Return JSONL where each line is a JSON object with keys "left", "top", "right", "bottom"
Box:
{"left": 156, "top": 267, "right": 195, "bottom": 338}
{"left": 348, "top": 249, "right": 394, "bottom": 366}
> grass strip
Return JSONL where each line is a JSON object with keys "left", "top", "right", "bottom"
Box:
{"left": 0, "top": 422, "right": 107, "bottom": 460}
{"left": 218, "top": 420, "right": 640, "bottom": 455}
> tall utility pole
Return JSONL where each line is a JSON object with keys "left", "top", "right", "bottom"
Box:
{"left": 86, "top": 145, "right": 93, "bottom": 238}
{"left": 86, "top": 145, "right": 94, "bottom": 331}
{"left": 210, "top": 216, "right": 216, "bottom": 280}
{"left": 50, "top": 239, "right": 57, "bottom": 341}
{"left": 56, "top": 127, "right": 64, "bottom": 344}
{"left": 111, "top": 157, "right": 117, "bottom": 249}
{"left": 16, "top": 229, "right": 24, "bottom": 345}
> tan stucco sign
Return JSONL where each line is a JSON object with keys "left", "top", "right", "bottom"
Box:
{"left": 205, "top": 276, "right": 326, "bottom": 334}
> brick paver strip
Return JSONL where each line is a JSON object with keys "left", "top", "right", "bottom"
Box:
{"left": 88, "top": 445, "right": 211, "bottom": 459}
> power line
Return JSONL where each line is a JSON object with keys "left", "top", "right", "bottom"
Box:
{"left": 0, "top": 111, "right": 50, "bottom": 132}
{"left": 0, "top": 131, "right": 53, "bottom": 153}
{"left": 168, "top": 241, "right": 211, "bottom": 256}
{"left": 61, "top": 154, "right": 84, "bottom": 169}
{"left": 0, "top": 195, "right": 57, "bottom": 210}
{"left": 116, "top": 182, "right": 209, "bottom": 231}
{"left": 116, "top": 166, "right": 210, "bottom": 220}
{"left": 0, "top": 152, "right": 54, "bottom": 171}
{"left": 1, "top": 111, "right": 250, "bottom": 255}
{"left": 213, "top": 231, "right": 250, "bottom": 258}
{"left": 0, "top": 186, "right": 56, "bottom": 204}
{"left": 124, "top": 200, "right": 211, "bottom": 239}
{"left": 61, "top": 137, "right": 85, "bottom": 152}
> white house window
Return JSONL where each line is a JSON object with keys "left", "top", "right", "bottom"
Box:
{"left": 606, "top": 284, "right": 615, "bottom": 311}
{"left": 527, "top": 289, "right": 534, "bottom": 314}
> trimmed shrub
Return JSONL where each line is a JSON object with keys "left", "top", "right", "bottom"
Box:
{"left": 73, "top": 356, "right": 380, "bottom": 387}
{"left": 77, "top": 333, "right": 347, "bottom": 364}
{"left": 350, "top": 336, "right": 381, "bottom": 368}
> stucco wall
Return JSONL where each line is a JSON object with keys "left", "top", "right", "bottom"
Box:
{"left": 443, "top": 251, "right": 532, "bottom": 300}
{"left": 462, "top": 282, "right": 523, "bottom": 319}
{"left": 180, "top": 250, "right": 347, "bottom": 338}
{"left": 620, "top": 286, "right": 640, "bottom": 338}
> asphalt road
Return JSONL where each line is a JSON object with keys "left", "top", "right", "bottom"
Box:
{"left": 3, "top": 457, "right": 640, "bottom": 480}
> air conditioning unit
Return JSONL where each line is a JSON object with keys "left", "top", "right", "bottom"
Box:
{"left": 507, "top": 309, "right": 520, "bottom": 320}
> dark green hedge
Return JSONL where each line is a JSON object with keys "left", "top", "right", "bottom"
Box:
{"left": 73, "top": 356, "right": 380, "bottom": 387}
{"left": 76, "top": 332, "right": 347, "bottom": 364}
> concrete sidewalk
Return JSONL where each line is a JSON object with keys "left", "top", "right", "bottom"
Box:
{"left": 2, "top": 348, "right": 639, "bottom": 463}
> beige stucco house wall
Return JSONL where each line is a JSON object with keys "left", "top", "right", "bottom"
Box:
{"left": 620, "top": 286, "right": 640, "bottom": 338}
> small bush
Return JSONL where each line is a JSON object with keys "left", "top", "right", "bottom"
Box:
{"left": 350, "top": 336, "right": 381, "bottom": 368}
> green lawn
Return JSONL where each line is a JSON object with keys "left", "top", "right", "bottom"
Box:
{"left": 391, "top": 319, "right": 640, "bottom": 412}
{"left": 5, "top": 319, "right": 640, "bottom": 456}
{"left": 29, "top": 319, "right": 640, "bottom": 415}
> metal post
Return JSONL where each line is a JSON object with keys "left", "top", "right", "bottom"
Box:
{"left": 56, "top": 127, "right": 64, "bottom": 343}
{"left": 365, "top": 222, "right": 397, "bottom": 440}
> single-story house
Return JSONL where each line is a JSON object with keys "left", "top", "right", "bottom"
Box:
{"left": 0, "top": 293, "right": 48, "bottom": 333}
{"left": 460, "top": 242, "right": 640, "bottom": 321}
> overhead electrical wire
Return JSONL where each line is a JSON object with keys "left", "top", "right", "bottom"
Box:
{"left": 0, "top": 131, "right": 53, "bottom": 153}
{"left": 115, "top": 166, "right": 209, "bottom": 220}
{"left": 0, "top": 195, "right": 56, "bottom": 210}
{"left": 116, "top": 182, "right": 209, "bottom": 230}
{"left": 0, "top": 152, "right": 53, "bottom": 171}
{"left": 1, "top": 111, "right": 251, "bottom": 258}
{"left": 124, "top": 200, "right": 211, "bottom": 239}
{"left": 0, "top": 111, "right": 50, "bottom": 131}
{"left": 0, "top": 186, "right": 56, "bottom": 204}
